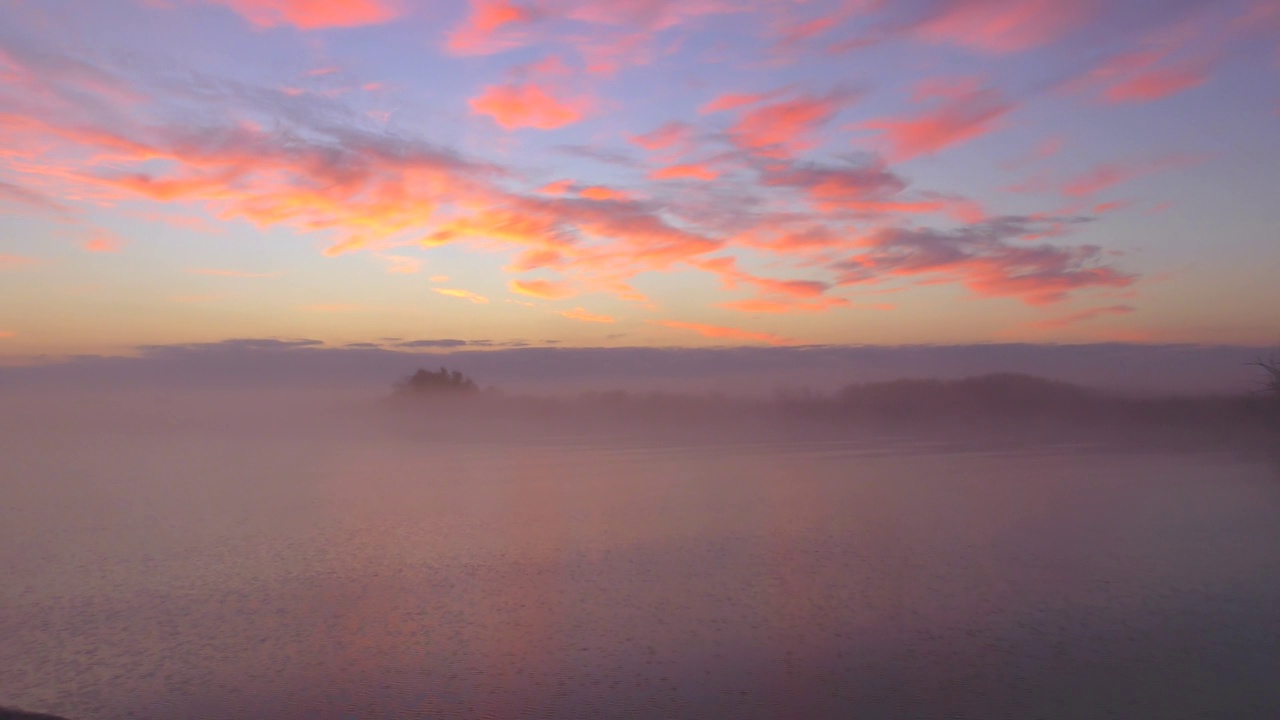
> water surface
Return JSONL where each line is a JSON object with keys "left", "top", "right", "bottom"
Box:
{"left": 3, "top": 425, "right": 1278, "bottom": 719}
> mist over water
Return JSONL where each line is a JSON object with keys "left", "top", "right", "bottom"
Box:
{"left": 2, "top": 386, "right": 1279, "bottom": 719}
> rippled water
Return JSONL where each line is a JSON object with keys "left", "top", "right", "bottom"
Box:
{"left": 3, "top": 428, "right": 1279, "bottom": 719}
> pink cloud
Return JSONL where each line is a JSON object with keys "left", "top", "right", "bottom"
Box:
{"left": 648, "top": 163, "right": 719, "bottom": 181}
{"left": 434, "top": 288, "right": 490, "bottom": 304}
{"left": 912, "top": 0, "right": 1096, "bottom": 53}
{"left": 1002, "top": 134, "right": 1064, "bottom": 171}
{"left": 83, "top": 230, "right": 123, "bottom": 253}
{"left": 628, "top": 121, "right": 693, "bottom": 151}
{"left": 538, "top": 179, "right": 575, "bottom": 195}
{"left": 1092, "top": 200, "right": 1133, "bottom": 214}
{"left": 565, "top": 0, "right": 741, "bottom": 31}
{"left": 694, "top": 256, "right": 845, "bottom": 314}
{"left": 698, "top": 88, "right": 788, "bottom": 115}
{"left": 0, "top": 33, "right": 1146, "bottom": 334}
{"left": 202, "top": 0, "right": 400, "bottom": 29}
{"left": 511, "top": 278, "right": 576, "bottom": 299}
{"left": 0, "top": 254, "right": 37, "bottom": 269}
{"left": 727, "top": 90, "right": 853, "bottom": 156}
{"left": 758, "top": 159, "right": 981, "bottom": 221}
{"left": 774, "top": 11, "right": 844, "bottom": 49}
{"left": 0, "top": 330, "right": 15, "bottom": 339}
{"left": 445, "top": 0, "right": 534, "bottom": 55}
{"left": 1101, "top": 58, "right": 1213, "bottom": 103}
{"left": 560, "top": 307, "right": 614, "bottom": 323}
{"left": 865, "top": 85, "right": 1015, "bottom": 161}
{"left": 1062, "top": 156, "right": 1200, "bottom": 197}
{"left": 1067, "top": 15, "right": 1224, "bottom": 106}
{"left": 579, "top": 186, "right": 631, "bottom": 201}
{"left": 720, "top": 296, "right": 850, "bottom": 314}
{"left": 379, "top": 254, "right": 421, "bottom": 274}
{"left": 1033, "top": 135, "right": 1065, "bottom": 161}
{"left": 469, "top": 82, "right": 587, "bottom": 130}
{"left": 837, "top": 220, "right": 1137, "bottom": 306}
{"left": 1030, "top": 304, "right": 1135, "bottom": 329}
{"left": 655, "top": 320, "right": 795, "bottom": 345}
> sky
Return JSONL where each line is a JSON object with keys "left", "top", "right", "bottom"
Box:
{"left": 0, "top": 0, "right": 1278, "bottom": 362}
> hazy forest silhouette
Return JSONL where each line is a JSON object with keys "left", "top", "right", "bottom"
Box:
{"left": 388, "top": 358, "right": 1280, "bottom": 451}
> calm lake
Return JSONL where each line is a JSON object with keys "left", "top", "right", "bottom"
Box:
{"left": 3, "top": 416, "right": 1279, "bottom": 719}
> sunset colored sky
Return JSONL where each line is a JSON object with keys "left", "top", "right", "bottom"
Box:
{"left": 1, "top": 0, "right": 1277, "bottom": 359}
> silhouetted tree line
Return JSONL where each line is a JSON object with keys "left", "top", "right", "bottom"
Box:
{"left": 394, "top": 367, "right": 480, "bottom": 396}
{"left": 389, "top": 362, "right": 1280, "bottom": 434}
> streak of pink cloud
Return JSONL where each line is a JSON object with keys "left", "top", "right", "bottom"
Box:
{"left": 698, "top": 88, "right": 789, "bottom": 115}
{"left": 560, "top": 307, "right": 614, "bottom": 323}
{"left": 912, "top": 0, "right": 1097, "bottom": 53}
{"left": 720, "top": 296, "right": 849, "bottom": 314}
{"left": 434, "top": 288, "right": 490, "bottom": 304}
{"left": 0, "top": 254, "right": 38, "bottom": 269}
{"left": 512, "top": 278, "right": 576, "bottom": 299}
{"left": 1030, "top": 304, "right": 1135, "bottom": 329}
{"left": 1102, "top": 58, "right": 1213, "bottom": 103}
{"left": 202, "top": 0, "right": 400, "bottom": 29}
{"left": 865, "top": 85, "right": 1014, "bottom": 161}
{"left": 728, "top": 90, "right": 852, "bottom": 156}
{"left": 655, "top": 320, "right": 796, "bottom": 345}
{"left": 1062, "top": 156, "right": 1201, "bottom": 197}
{"left": 649, "top": 163, "right": 719, "bottom": 181}
{"left": 628, "top": 121, "right": 692, "bottom": 151}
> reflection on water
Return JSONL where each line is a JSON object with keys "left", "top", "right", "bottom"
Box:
{"left": 2, "top": 431, "right": 1279, "bottom": 719}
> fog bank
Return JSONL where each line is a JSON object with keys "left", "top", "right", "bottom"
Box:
{"left": 2, "top": 340, "right": 1276, "bottom": 396}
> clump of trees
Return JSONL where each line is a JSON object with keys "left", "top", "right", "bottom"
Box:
{"left": 395, "top": 367, "right": 480, "bottom": 396}
{"left": 1249, "top": 353, "right": 1280, "bottom": 409}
